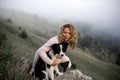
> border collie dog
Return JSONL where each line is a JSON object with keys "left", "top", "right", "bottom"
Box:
{"left": 34, "top": 42, "right": 72, "bottom": 80}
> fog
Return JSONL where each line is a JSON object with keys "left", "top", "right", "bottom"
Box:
{"left": 0, "top": 0, "right": 120, "bottom": 37}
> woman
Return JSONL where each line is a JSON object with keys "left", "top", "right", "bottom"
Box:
{"left": 30, "top": 23, "right": 78, "bottom": 75}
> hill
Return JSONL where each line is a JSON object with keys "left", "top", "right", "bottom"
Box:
{"left": 0, "top": 8, "right": 120, "bottom": 80}
{"left": 0, "top": 8, "right": 60, "bottom": 38}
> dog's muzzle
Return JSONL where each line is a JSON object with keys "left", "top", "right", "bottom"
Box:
{"left": 56, "top": 54, "right": 64, "bottom": 59}
{"left": 60, "top": 54, "right": 64, "bottom": 57}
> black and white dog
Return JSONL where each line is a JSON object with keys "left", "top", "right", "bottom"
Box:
{"left": 34, "top": 42, "right": 72, "bottom": 80}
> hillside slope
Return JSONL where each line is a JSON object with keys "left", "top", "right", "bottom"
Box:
{"left": 0, "top": 8, "right": 120, "bottom": 80}
{"left": 0, "top": 8, "right": 59, "bottom": 37}
{"left": 0, "top": 18, "right": 120, "bottom": 80}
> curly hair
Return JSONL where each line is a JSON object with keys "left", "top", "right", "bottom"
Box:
{"left": 58, "top": 24, "right": 78, "bottom": 50}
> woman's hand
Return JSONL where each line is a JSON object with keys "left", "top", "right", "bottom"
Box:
{"left": 51, "top": 59, "right": 60, "bottom": 66}
{"left": 51, "top": 54, "right": 63, "bottom": 66}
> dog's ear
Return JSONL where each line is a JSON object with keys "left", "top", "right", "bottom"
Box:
{"left": 51, "top": 44, "right": 60, "bottom": 53}
{"left": 61, "top": 42, "right": 69, "bottom": 52}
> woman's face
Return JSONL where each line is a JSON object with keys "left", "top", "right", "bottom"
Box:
{"left": 62, "top": 27, "right": 71, "bottom": 42}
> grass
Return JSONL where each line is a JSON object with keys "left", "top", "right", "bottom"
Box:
{"left": 67, "top": 48, "right": 120, "bottom": 80}
{"left": 0, "top": 20, "right": 120, "bottom": 80}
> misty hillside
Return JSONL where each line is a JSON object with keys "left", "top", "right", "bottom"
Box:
{"left": 0, "top": 8, "right": 120, "bottom": 80}
{"left": 0, "top": 8, "right": 60, "bottom": 38}
{"left": 76, "top": 23, "right": 120, "bottom": 65}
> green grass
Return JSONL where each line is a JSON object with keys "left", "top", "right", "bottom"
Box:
{"left": 67, "top": 48, "right": 120, "bottom": 80}
{"left": 0, "top": 20, "right": 120, "bottom": 80}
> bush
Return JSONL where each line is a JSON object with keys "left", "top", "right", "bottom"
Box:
{"left": 116, "top": 53, "right": 120, "bottom": 65}
{"left": 6, "top": 18, "right": 12, "bottom": 23}
{"left": 0, "top": 31, "right": 7, "bottom": 47}
{"left": 18, "top": 26, "right": 22, "bottom": 30}
{"left": 71, "top": 62, "right": 77, "bottom": 69}
{"left": 20, "top": 30, "right": 28, "bottom": 39}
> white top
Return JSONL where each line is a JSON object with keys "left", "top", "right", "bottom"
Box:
{"left": 32, "top": 35, "right": 71, "bottom": 71}
{"left": 35, "top": 36, "right": 59, "bottom": 65}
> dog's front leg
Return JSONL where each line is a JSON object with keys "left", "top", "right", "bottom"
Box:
{"left": 42, "top": 70, "right": 48, "bottom": 80}
{"left": 55, "top": 66, "right": 63, "bottom": 75}
{"left": 48, "top": 66, "right": 54, "bottom": 80}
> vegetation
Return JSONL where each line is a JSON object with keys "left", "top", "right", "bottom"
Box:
{"left": 19, "top": 30, "right": 28, "bottom": 39}
{"left": 0, "top": 8, "right": 120, "bottom": 80}
{"left": 6, "top": 18, "right": 12, "bottom": 23}
{"left": 0, "top": 21, "right": 39, "bottom": 80}
{"left": 0, "top": 28, "right": 13, "bottom": 80}
{"left": 77, "top": 31, "right": 120, "bottom": 64}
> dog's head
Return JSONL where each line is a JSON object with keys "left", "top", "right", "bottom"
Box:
{"left": 51, "top": 42, "right": 69, "bottom": 58}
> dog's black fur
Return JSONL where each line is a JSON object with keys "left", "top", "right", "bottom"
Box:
{"left": 34, "top": 42, "right": 70, "bottom": 80}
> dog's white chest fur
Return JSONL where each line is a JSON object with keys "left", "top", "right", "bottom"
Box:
{"left": 44, "top": 51, "right": 63, "bottom": 80}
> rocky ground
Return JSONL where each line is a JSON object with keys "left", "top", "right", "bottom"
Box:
{"left": 55, "top": 69, "right": 92, "bottom": 80}
{"left": 30, "top": 69, "right": 92, "bottom": 80}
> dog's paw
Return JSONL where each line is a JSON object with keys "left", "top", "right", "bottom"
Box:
{"left": 68, "top": 61, "right": 72, "bottom": 68}
{"left": 30, "top": 72, "right": 34, "bottom": 76}
{"left": 29, "top": 69, "right": 34, "bottom": 76}
{"left": 57, "top": 72, "right": 63, "bottom": 75}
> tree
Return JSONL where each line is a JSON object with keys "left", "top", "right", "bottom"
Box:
{"left": 116, "top": 52, "right": 120, "bottom": 65}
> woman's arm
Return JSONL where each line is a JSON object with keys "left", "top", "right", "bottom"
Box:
{"left": 37, "top": 36, "right": 59, "bottom": 65}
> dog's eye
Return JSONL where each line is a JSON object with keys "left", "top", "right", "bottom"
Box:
{"left": 62, "top": 46, "right": 68, "bottom": 52}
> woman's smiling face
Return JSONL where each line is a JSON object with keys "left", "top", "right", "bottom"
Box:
{"left": 62, "top": 27, "right": 71, "bottom": 42}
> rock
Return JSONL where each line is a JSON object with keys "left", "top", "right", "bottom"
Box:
{"left": 55, "top": 69, "right": 92, "bottom": 80}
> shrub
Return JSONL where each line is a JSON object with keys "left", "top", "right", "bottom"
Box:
{"left": 0, "top": 31, "right": 7, "bottom": 47}
{"left": 116, "top": 52, "right": 120, "bottom": 65}
{"left": 20, "top": 30, "right": 28, "bottom": 39}
{"left": 71, "top": 62, "right": 77, "bottom": 69}
{"left": 18, "top": 26, "right": 22, "bottom": 30}
{"left": 6, "top": 18, "right": 12, "bottom": 23}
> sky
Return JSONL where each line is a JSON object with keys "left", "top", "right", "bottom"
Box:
{"left": 0, "top": 0, "right": 120, "bottom": 35}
